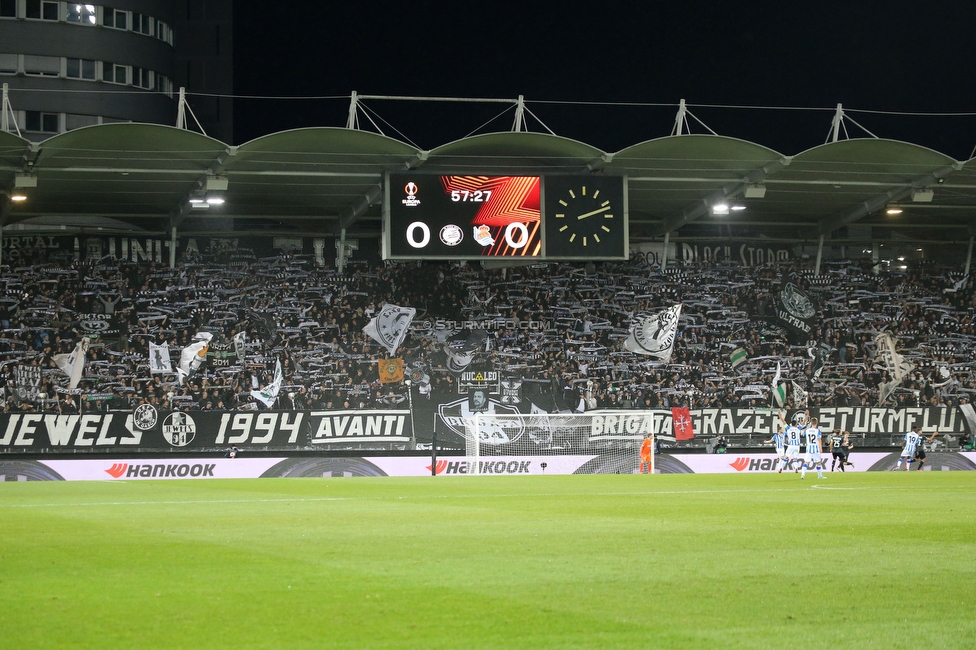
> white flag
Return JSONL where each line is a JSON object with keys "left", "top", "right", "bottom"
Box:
{"left": 233, "top": 331, "right": 247, "bottom": 361}
{"left": 623, "top": 304, "right": 682, "bottom": 361}
{"left": 177, "top": 332, "right": 213, "bottom": 385}
{"left": 53, "top": 338, "right": 89, "bottom": 390}
{"left": 771, "top": 362, "right": 787, "bottom": 407}
{"left": 791, "top": 380, "right": 808, "bottom": 408}
{"left": 251, "top": 358, "right": 283, "bottom": 408}
{"left": 149, "top": 342, "right": 173, "bottom": 374}
{"left": 874, "top": 332, "right": 914, "bottom": 382}
{"left": 363, "top": 303, "right": 416, "bottom": 355}
{"left": 878, "top": 379, "right": 898, "bottom": 406}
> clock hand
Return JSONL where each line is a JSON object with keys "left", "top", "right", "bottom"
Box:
{"left": 576, "top": 205, "right": 612, "bottom": 220}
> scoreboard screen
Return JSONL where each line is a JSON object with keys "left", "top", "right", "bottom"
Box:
{"left": 383, "top": 173, "right": 627, "bottom": 260}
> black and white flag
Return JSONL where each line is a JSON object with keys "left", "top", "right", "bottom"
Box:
{"left": 874, "top": 332, "right": 913, "bottom": 383}
{"left": 15, "top": 364, "right": 41, "bottom": 401}
{"left": 775, "top": 279, "right": 817, "bottom": 343}
{"left": 177, "top": 332, "right": 212, "bottom": 385}
{"left": 808, "top": 341, "right": 833, "bottom": 380}
{"left": 363, "top": 303, "right": 415, "bottom": 356}
{"left": 624, "top": 304, "right": 682, "bottom": 361}
{"left": 53, "top": 338, "right": 89, "bottom": 390}
{"left": 149, "top": 342, "right": 172, "bottom": 374}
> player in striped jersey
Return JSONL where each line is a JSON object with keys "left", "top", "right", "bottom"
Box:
{"left": 781, "top": 410, "right": 808, "bottom": 473}
{"left": 764, "top": 410, "right": 788, "bottom": 473}
{"left": 829, "top": 431, "right": 846, "bottom": 471}
{"left": 913, "top": 429, "right": 939, "bottom": 471}
{"left": 895, "top": 426, "right": 923, "bottom": 470}
{"left": 799, "top": 416, "right": 825, "bottom": 479}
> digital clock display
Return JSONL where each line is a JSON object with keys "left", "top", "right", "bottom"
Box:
{"left": 384, "top": 173, "right": 627, "bottom": 261}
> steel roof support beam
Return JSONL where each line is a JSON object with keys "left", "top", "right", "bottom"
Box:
{"left": 338, "top": 184, "right": 382, "bottom": 231}
{"left": 0, "top": 195, "right": 8, "bottom": 267}
{"left": 652, "top": 157, "right": 790, "bottom": 237}
{"left": 816, "top": 165, "right": 958, "bottom": 236}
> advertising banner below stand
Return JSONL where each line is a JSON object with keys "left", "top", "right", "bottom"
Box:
{"left": 4, "top": 452, "right": 973, "bottom": 481}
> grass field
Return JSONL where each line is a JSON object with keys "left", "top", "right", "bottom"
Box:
{"left": 2, "top": 472, "right": 975, "bottom": 649}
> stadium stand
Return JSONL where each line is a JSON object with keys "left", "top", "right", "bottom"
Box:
{"left": 1, "top": 243, "right": 972, "bottom": 455}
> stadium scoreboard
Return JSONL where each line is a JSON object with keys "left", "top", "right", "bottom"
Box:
{"left": 383, "top": 173, "right": 628, "bottom": 260}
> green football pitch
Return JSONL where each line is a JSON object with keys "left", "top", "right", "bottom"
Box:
{"left": 2, "top": 472, "right": 974, "bottom": 649}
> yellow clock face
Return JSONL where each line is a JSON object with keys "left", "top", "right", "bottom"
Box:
{"left": 553, "top": 184, "right": 615, "bottom": 249}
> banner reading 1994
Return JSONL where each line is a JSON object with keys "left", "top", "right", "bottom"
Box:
{"left": 0, "top": 409, "right": 412, "bottom": 451}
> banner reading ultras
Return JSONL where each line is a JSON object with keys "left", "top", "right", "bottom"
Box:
{"left": 385, "top": 173, "right": 629, "bottom": 260}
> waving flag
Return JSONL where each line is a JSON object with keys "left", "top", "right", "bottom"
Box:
{"left": 672, "top": 406, "right": 694, "bottom": 440}
{"left": 251, "top": 359, "right": 283, "bottom": 407}
{"left": 809, "top": 341, "right": 832, "bottom": 380}
{"left": 874, "top": 332, "right": 914, "bottom": 382}
{"left": 378, "top": 358, "right": 404, "bottom": 384}
{"left": 771, "top": 362, "right": 787, "bottom": 407}
{"left": 53, "top": 338, "right": 89, "bottom": 390}
{"left": 233, "top": 331, "right": 247, "bottom": 361}
{"left": 776, "top": 279, "right": 817, "bottom": 343}
{"left": 624, "top": 304, "right": 682, "bottom": 361}
{"left": 729, "top": 347, "right": 748, "bottom": 370}
{"left": 791, "top": 380, "right": 808, "bottom": 408}
{"left": 177, "top": 332, "right": 212, "bottom": 385}
{"left": 149, "top": 342, "right": 172, "bottom": 374}
{"left": 363, "top": 303, "right": 416, "bottom": 355}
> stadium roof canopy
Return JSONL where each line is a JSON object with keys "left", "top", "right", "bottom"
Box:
{"left": 2, "top": 122, "right": 976, "bottom": 246}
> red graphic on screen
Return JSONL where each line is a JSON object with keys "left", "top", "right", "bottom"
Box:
{"left": 439, "top": 176, "right": 541, "bottom": 257}
{"left": 440, "top": 176, "right": 540, "bottom": 226}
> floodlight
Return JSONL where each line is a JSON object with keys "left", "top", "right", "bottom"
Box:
{"left": 743, "top": 183, "right": 766, "bottom": 198}
{"left": 14, "top": 174, "right": 37, "bottom": 188}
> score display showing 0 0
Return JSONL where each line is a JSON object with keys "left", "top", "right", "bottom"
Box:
{"left": 403, "top": 220, "right": 531, "bottom": 249}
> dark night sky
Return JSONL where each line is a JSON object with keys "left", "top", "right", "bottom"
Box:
{"left": 232, "top": 1, "right": 976, "bottom": 160}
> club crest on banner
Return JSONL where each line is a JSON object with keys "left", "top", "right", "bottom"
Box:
{"left": 161, "top": 412, "right": 197, "bottom": 447}
{"left": 133, "top": 403, "right": 158, "bottom": 431}
{"left": 436, "top": 397, "right": 522, "bottom": 445}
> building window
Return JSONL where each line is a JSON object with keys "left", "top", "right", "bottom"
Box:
{"left": 132, "top": 67, "right": 151, "bottom": 89}
{"left": 65, "top": 113, "right": 98, "bottom": 131}
{"left": 26, "top": 0, "right": 58, "bottom": 20}
{"left": 66, "top": 58, "right": 96, "bottom": 80}
{"left": 23, "top": 54, "right": 60, "bottom": 76}
{"left": 26, "top": 111, "right": 59, "bottom": 133}
{"left": 155, "top": 20, "right": 169, "bottom": 42}
{"left": 132, "top": 11, "right": 152, "bottom": 35}
{"left": 104, "top": 7, "right": 127, "bottom": 29}
{"left": 0, "top": 53, "right": 17, "bottom": 74}
{"left": 66, "top": 3, "right": 96, "bottom": 25}
{"left": 153, "top": 74, "right": 172, "bottom": 94}
{"left": 102, "top": 62, "right": 127, "bottom": 84}
{"left": 0, "top": 0, "right": 16, "bottom": 18}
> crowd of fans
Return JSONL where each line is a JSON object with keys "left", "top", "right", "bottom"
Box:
{"left": 1, "top": 243, "right": 974, "bottom": 416}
